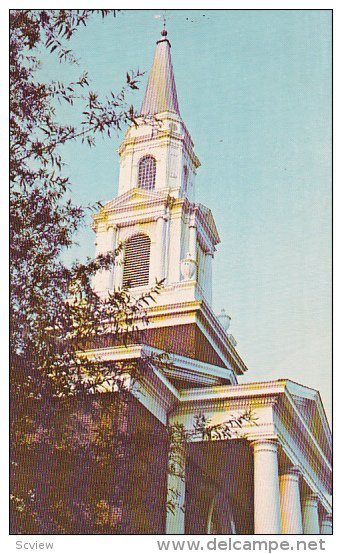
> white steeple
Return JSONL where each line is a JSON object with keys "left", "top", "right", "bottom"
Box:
{"left": 91, "top": 29, "right": 248, "bottom": 384}
{"left": 93, "top": 29, "right": 219, "bottom": 305}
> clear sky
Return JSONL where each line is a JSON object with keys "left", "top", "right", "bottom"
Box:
{"left": 38, "top": 9, "right": 332, "bottom": 419}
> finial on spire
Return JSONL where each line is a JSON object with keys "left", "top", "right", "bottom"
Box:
{"left": 160, "top": 11, "right": 168, "bottom": 38}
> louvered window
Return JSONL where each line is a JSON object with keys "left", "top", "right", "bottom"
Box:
{"left": 138, "top": 155, "right": 156, "bottom": 190}
{"left": 122, "top": 234, "right": 151, "bottom": 288}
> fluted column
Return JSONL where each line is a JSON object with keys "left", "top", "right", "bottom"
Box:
{"left": 302, "top": 493, "right": 320, "bottom": 534}
{"left": 251, "top": 439, "right": 282, "bottom": 534}
{"left": 279, "top": 467, "right": 303, "bottom": 534}
{"left": 320, "top": 513, "right": 332, "bottom": 534}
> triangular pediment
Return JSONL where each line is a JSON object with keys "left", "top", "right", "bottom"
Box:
{"left": 104, "top": 188, "right": 168, "bottom": 212}
{"left": 285, "top": 382, "right": 332, "bottom": 461}
{"left": 292, "top": 394, "right": 315, "bottom": 423}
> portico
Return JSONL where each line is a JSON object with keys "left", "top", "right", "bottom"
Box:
{"left": 163, "top": 379, "right": 332, "bottom": 535}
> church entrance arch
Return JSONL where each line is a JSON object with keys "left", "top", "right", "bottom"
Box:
{"left": 207, "top": 493, "right": 236, "bottom": 535}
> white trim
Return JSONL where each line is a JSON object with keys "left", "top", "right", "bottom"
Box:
{"left": 81, "top": 343, "right": 237, "bottom": 387}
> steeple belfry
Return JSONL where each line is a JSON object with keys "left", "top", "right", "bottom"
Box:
{"left": 140, "top": 29, "right": 180, "bottom": 116}
{"left": 116, "top": 29, "right": 200, "bottom": 201}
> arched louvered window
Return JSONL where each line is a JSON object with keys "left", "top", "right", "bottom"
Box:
{"left": 138, "top": 155, "right": 156, "bottom": 190}
{"left": 122, "top": 234, "right": 151, "bottom": 288}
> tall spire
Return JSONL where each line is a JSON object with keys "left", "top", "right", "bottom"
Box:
{"left": 140, "top": 30, "right": 180, "bottom": 117}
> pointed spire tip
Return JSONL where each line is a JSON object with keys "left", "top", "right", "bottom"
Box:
{"left": 140, "top": 27, "right": 180, "bottom": 117}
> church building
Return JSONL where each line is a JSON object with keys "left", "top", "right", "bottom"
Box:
{"left": 89, "top": 29, "right": 332, "bottom": 535}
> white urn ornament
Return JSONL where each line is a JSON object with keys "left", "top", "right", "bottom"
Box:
{"left": 180, "top": 252, "right": 196, "bottom": 280}
{"left": 217, "top": 309, "right": 231, "bottom": 332}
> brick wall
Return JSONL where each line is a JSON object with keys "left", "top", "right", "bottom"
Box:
{"left": 11, "top": 393, "right": 168, "bottom": 534}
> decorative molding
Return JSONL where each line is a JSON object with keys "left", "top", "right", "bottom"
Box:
{"left": 249, "top": 438, "right": 279, "bottom": 453}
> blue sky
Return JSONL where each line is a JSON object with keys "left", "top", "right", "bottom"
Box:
{"left": 38, "top": 9, "right": 332, "bottom": 418}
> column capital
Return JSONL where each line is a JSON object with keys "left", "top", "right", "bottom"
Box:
{"left": 280, "top": 465, "right": 302, "bottom": 480}
{"left": 249, "top": 438, "right": 280, "bottom": 453}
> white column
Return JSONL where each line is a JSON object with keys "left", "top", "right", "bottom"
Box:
{"left": 155, "top": 215, "right": 166, "bottom": 281}
{"left": 166, "top": 444, "right": 186, "bottom": 534}
{"left": 279, "top": 467, "right": 303, "bottom": 534}
{"left": 302, "top": 493, "right": 320, "bottom": 534}
{"left": 251, "top": 439, "right": 282, "bottom": 534}
{"left": 320, "top": 513, "right": 332, "bottom": 535}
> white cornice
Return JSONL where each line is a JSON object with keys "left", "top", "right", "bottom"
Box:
{"left": 178, "top": 380, "right": 287, "bottom": 402}
{"left": 81, "top": 343, "right": 236, "bottom": 389}
{"left": 119, "top": 129, "right": 200, "bottom": 168}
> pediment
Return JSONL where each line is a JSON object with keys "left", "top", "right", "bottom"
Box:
{"left": 104, "top": 188, "right": 168, "bottom": 212}
{"left": 292, "top": 395, "right": 315, "bottom": 424}
{"left": 285, "top": 382, "right": 332, "bottom": 461}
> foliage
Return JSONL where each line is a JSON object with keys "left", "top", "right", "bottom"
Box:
{"left": 166, "top": 410, "right": 258, "bottom": 515}
{"left": 10, "top": 9, "right": 161, "bottom": 532}
{"left": 10, "top": 9, "right": 147, "bottom": 395}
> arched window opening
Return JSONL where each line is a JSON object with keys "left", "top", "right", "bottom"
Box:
{"left": 138, "top": 155, "right": 156, "bottom": 190}
{"left": 207, "top": 495, "right": 236, "bottom": 535}
{"left": 122, "top": 234, "right": 151, "bottom": 288}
